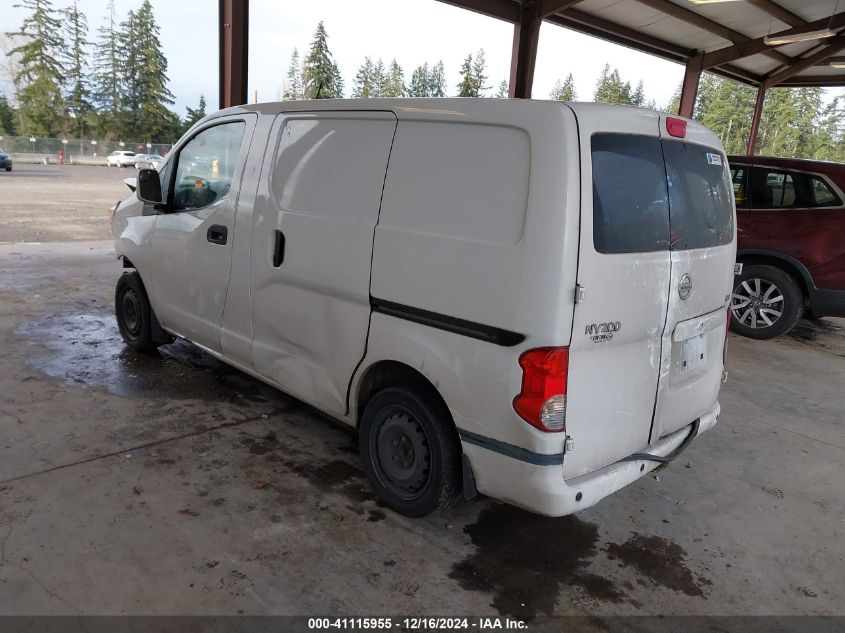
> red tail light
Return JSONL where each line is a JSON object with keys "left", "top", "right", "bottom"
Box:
{"left": 666, "top": 117, "right": 687, "bottom": 138}
{"left": 513, "top": 347, "right": 569, "bottom": 432}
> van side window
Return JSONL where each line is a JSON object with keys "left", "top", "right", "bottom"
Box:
{"left": 730, "top": 166, "right": 749, "bottom": 209}
{"left": 591, "top": 134, "right": 670, "bottom": 253}
{"left": 271, "top": 116, "right": 396, "bottom": 223}
{"left": 808, "top": 175, "right": 841, "bottom": 207}
{"left": 172, "top": 121, "right": 246, "bottom": 211}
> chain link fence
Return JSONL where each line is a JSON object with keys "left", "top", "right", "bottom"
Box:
{"left": 0, "top": 135, "right": 173, "bottom": 164}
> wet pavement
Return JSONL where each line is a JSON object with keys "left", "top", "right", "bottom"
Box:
{"left": 0, "top": 241, "right": 843, "bottom": 616}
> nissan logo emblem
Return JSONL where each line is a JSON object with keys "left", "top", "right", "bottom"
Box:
{"left": 679, "top": 273, "right": 692, "bottom": 300}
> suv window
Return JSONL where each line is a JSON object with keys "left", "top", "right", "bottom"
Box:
{"left": 591, "top": 134, "right": 670, "bottom": 253}
{"left": 172, "top": 121, "right": 246, "bottom": 211}
{"left": 730, "top": 166, "right": 749, "bottom": 209}
{"left": 808, "top": 175, "right": 841, "bottom": 207}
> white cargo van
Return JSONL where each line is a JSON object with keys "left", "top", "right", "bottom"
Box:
{"left": 112, "top": 99, "right": 736, "bottom": 517}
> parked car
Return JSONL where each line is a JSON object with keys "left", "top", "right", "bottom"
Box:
{"left": 112, "top": 100, "right": 735, "bottom": 517}
{"left": 134, "top": 154, "right": 163, "bottom": 170}
{"left": 107, "top": 150, "right": 136, "bottom": 168}
{"left": 0, "top": 147, "right": 11, "bottom": 171}
{"left": 728, "top": 155, "right": 845, "bottom": 339}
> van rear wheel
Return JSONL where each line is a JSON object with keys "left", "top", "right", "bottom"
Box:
{"left": 730, "top": 265, "right": 802, "bottom": 340}
{"left": 359, "top": 385, "right": 462, "bottom": 517}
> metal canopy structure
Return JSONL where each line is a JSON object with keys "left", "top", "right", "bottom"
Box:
{"left": 218, "top": 0, "right": 845, "bottom": 155}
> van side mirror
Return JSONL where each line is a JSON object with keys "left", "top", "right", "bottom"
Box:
{"left": 137, "top": 168, "right": 163, "bottom": 204}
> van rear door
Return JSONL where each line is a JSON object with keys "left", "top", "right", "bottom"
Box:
{"left": 650, "top": 119, "right": 735, "bottom": 440}
{"left": 563, "top": 107, "right": 671, "bottom": 479}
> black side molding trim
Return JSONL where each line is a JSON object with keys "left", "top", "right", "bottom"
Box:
{"left": 370, "top": 298, "right": 525, "bottom": 347}
{"left": 459, "top": 429, "right": 564, "bottom": 466}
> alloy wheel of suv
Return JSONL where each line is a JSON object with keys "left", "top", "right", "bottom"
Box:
{"left": 730, "top": 265, "right": 803, "bottom": 340}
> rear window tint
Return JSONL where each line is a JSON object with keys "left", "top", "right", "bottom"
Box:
{"left": 591, "top": 134, "right": 670, "bottom": 253}
{"left": 809, "top": 175, "right": 841, "bottom": 207}
{"left": 662, "top": 140, "right": 734, "bottom": 249}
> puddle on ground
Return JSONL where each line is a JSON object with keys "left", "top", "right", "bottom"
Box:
{"left": 17, "top": 310, "right": 282, "bottom": 404}
{"left": 605, "top": 533, "right": 711, "bottom": 598}
{"left": 787, "top": 318, "right": 844, "bottom": 356}
{"left": 449, "top": 504, "right": 622, "bottom": 619}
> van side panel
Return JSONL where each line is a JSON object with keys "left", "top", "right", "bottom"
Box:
{"left": 358, "top": 103, "right": 581, "bottom": 457}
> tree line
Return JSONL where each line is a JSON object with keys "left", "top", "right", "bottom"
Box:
{"left": 1, "top": 0, "right": 205, "bottom": 142}
{"left": 2, "top": 9, "right": 844, "bottom": 162}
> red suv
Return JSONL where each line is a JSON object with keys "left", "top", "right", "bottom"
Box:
{"left": 728, "top": 155, "right": 845, "bottom": 339}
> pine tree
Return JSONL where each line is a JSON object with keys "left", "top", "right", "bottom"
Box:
{"left": 120, "top": 1, "right": 175, "bottom": 141}
{"left": 7, "top": 0, "right": 67, "bottom": 136}
{"left": 183, "top": 94, "right": 207, "bottom": 133}
{"left": 382, "top": 59, "right": 405, "bottom": 97}
{"left": 457, "top": 54, "right": 477, "bottom": 97}
{"left": 331, "top": 61, "right": 344, "bottom": 98}
{"left": 495, "top": 79, "right": 508, "bottom": 98}
{"left": 0, "top": 94, "right": 17, "bottom": 135}
{"left": 408, "top": 63, "right": 429, "bottom": 97}
{"left": 630, "top": 80, "right": 645, "bottom": 107}
{"left": 550, "top": 73, "right": 576, "bottom": 100}
{"left": 372, "top": 59, "right": 387, "bottom": 97}
{"left": 303, "top": 21, "right": 341, "bottom": 98}
{"left": 594, "top": 64, "right": 631, "bottom": 104}
{"left": 283, "top": 48, "right": 304, "bottom": 100}
{"left": 471, "top": 49, "right": 489, "bottom": 97}
{"left": 428, "top": 61, "right": 446, "bottom": 97}
{"left": 62, "top": 0, "right": 92, "bottom": 139}
{"left": 92, "top": 0, "right": 122, "bottom": 138}
{"left": 352, "top": 57, "right": 376, "bottom": 98}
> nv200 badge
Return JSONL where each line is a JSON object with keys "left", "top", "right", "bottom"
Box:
{"left": 585, "top": 321, "right": 621, "bottom": 343}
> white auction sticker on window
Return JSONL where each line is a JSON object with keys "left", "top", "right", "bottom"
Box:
{"left": 706, "top": 152, "right": 722, "bottom": 166}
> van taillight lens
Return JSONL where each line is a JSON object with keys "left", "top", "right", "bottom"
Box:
{"left": 513, "top": 347, "right": 569, "bottom": 432}
{"left": 666, "top": 117, "right": 687, "bottom": 138}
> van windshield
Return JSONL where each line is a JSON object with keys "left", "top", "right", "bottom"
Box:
{"left": 591, "top": 134, "right": 733, "bottom": 254}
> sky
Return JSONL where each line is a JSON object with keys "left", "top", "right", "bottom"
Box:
{"left": 2, "top": 0, "right": 843, "bottom": 114}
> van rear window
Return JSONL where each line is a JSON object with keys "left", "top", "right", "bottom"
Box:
{"left": 591, "top": 134, "right": 733, "bottom": 253}
{"left": 591, "top": 134, "right": 670, "bottom": 253}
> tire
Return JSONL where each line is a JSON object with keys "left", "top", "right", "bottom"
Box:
{"left": 359, "top": 385, "right": 462, "bottom": 517}
{"left": 4, "top": 167, "right": 10, "bottom": 172}
{"left": 115, "top": 271, "right": 162, "bottom": 352}
{"left": 730, "top": 264, "right": 803, "bottom": 340}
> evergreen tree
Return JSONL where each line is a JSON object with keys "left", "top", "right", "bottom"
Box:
{"left": 372, "top": 58, "right": 386, "bottom": 97}
{"left": 457, "top": 54, "right": 477, "bottom": 97}
{"left": 408, "top": 63, "right": 430, "bottom": 97}
{"left": 92, "top": 0, "right": 122, "bottom": 138}
{"left": 120, "top": 1, "right": 175, "bottom": 141}
{"left": 183, "top": 94, "right": 207, "bottom": 133}
{"left": 303, "top": 21, "right": 341, "bottom": 98}
{"left": 0, "top": 94, "right": 17, "bottom": 135}
{"left": 283, "top": 48, "right": 304, "bottom": 100}
{"left": 382, "top": 59, "right": 405, "bottom": 97}
{"left": 594, "top": 64, "right": 631, "bottom": 104}
{"left": 352, "top": 57, "right": 376, "bottom": 98}
{"left": 471, "top": 49, "right": 489, "bottom": 96}
{"left": 331, "top": 61, "right": 344, "bottom": 98}
{"left": 428, "top": 60, "right": 446, "bottom": 97}
{"left": 7, "top": 0, "right": 67, "bottom": 136}
{"left": 550, "top": 73, "right": 576, "bottom": 100}
{"left": 668, "top": 82, "right": 682, "bottom": 115}
{"left": 62, "top": 0, "right": 92, "bottom": 139}
{"left": 495, "top": 79, "right": 508, "bottom": 98}
{"left": 630, "top": 80, "right": 645, "bottom": 107}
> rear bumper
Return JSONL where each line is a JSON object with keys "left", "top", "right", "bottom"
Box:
{"left": 461, "top": 402, "right": 719, "bottom": 517}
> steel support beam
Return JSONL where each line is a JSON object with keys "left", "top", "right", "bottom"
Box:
{"left": 509, "top": 1, "right": 541, "bottom": 98}
{"left": 746, "top": 85, "right": 766, "bottom": 156}
{"left": 678, "top": 54, "right": 703, "bottom": 118}
{"left": 746, "top": 0, "right": 805, "bottom": 28}
{"left": 539, "top": 0, "right": 584, "bottom": 17}
{"left": 764, "top": 35, "right": 845, "bottom": 88}
{"left": 219, "top": 0, "right": 249, "bottom": 110}
{"left": 701, "top": 13, "right": 845, "bottom": 70}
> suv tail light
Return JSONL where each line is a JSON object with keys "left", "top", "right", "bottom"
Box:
{"left": 513, "top": 347, "right": 569, "bottom": 432}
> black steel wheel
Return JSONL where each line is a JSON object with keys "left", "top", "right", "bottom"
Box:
{"left": 359, "top": 385, "right": 462, "bottom": 517}
{"left": 115, "top": 271, "right": 161, "bottom": 352}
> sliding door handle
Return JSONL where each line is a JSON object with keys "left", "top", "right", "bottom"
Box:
{"left": 273, "top": 230, "right": 286, "bottom": 267}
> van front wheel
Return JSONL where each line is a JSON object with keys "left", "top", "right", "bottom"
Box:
{"left": 359, "top": 385, "right": 461, "bottom": 517}
{"left": 115, "top": 272, "right": 161, "bottom": 353}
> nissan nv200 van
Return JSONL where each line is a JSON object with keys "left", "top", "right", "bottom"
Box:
{"left": 112, "top": 99, "right": 736, "bottom": 517}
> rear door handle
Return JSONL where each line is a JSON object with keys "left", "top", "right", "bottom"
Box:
{"left": 273, "top": 230, "right": 285, "bottom": 267}
{"left": 207, "top": 224, "right": 228, "bottom": 245}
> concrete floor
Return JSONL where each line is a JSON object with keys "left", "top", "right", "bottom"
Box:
{"left": 0, "top": 241, "right": 842, "bottom": 617}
